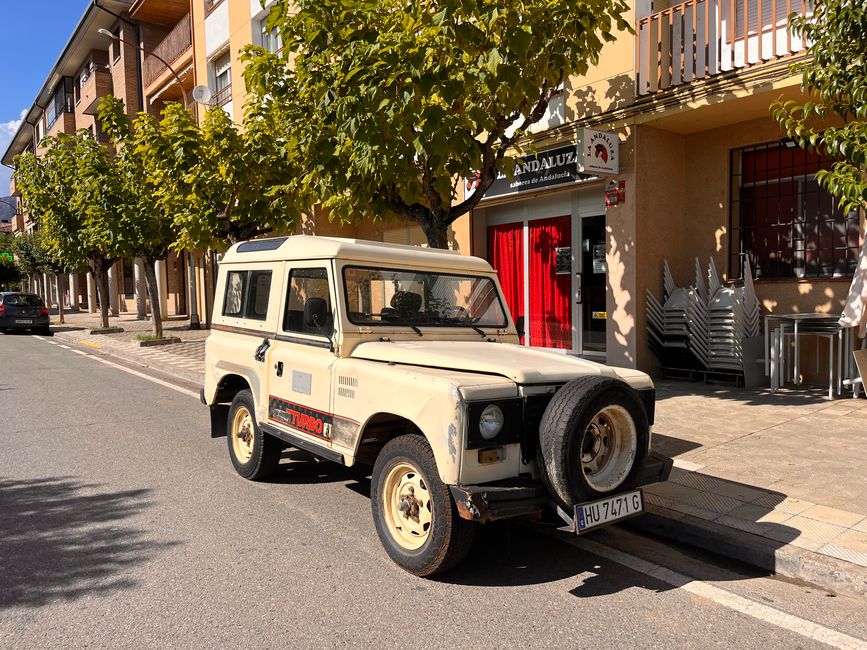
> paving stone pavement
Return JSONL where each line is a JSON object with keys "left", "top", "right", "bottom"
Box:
{"left": 47, "top": 310, "right": 867, "bottom": 593}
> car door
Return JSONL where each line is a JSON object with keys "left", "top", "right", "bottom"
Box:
{"left": 265, "top": 261, "right": 338, "bottom": 451}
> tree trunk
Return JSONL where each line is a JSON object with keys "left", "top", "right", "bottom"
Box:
{"left": 91, "top": 259, "right": 112, "bottom": 329}
{"left": 143, "top": 256, "right": 163, "bottom": 339}
{"left": 419, "top": 218, "right": 449, "bottom": 249}
{"left": 55, "top": 273, "right": 66, "bottom": 325}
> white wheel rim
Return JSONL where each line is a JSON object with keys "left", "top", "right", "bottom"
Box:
{"left": 381, "top": 461, "right": 432, "bottom": 551}
{"left": 580, "top": 404, "right": 637, "bottom": 492}
{"left": 232, "top": 406, "right": 255, "bottom": 464}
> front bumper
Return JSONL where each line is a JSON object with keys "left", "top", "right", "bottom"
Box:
{"left": 450, "top": 450, "right": 673, "bottom": 524}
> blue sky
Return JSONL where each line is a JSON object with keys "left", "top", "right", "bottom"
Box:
{"left": 0, "top": 1, "right": 89, "bottom": 194}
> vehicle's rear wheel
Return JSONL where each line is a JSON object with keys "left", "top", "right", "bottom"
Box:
{"left": 227, "top": 389, "right": 281, "bottom": 480}
{"left": 371, "top": 434, "right": 475, "bottom": 577}
{"left": 539, "top": 376, "right": 648, "bottom": 507}
{"left": 38, "top": 327, "right": 51, "bottom": 336}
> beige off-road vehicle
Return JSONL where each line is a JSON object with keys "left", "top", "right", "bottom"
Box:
{"left": 202, "top": 235, "right": 672, "bottom": 576}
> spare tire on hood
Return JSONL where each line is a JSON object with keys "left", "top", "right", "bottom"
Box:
{"left": 538, "top": 376, "right": 649, "bottom": 508}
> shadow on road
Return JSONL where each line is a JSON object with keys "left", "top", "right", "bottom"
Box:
{"left": 0, "top": 476, "right": 178, "bottom": 609}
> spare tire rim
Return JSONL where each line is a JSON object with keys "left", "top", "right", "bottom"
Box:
{"left": 580, "top": 404, "right": 637, "bottom": 492}
{"left": 382, "top": 461, "right": 432, "bottom": 551}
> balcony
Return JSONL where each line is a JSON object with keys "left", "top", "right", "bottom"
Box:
{"left": 637, "top": 0, "right": 811, "bottom": 95}
{"left": 144, "top": 12, "right": 192, "bottom": 87}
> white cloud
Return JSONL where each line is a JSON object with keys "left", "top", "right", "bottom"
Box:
{"left": 0, "top": 109, "right": 28, "bottom": 195}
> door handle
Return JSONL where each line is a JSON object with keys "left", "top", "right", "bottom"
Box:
{"left": 274, "top": 361, "right": 284, "bottom": 377}
{"left": 254, "top": 338, "right": 270, "bottom": 363}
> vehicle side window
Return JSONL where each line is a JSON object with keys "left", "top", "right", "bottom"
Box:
{"left": 223, "top": 271, "right": 246, "bottom": 317}
{"left": 222, "top": 270, "right": 272, "bottom": 320}
{"left": 284, "top": 268, "right": 332, "bottom": 338}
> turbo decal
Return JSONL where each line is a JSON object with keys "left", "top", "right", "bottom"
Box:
{"left": 269, "top": 397, "right": 333, "bottom": 439}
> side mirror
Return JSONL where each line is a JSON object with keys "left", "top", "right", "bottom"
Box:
{"left": 304, "top": 297, "right": 329, "bottom": 329}
{"left": 515, "top": 316, "right": 525, "bottom": 339}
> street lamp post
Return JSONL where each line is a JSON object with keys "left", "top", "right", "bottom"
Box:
{"left": 97, "top": 27, "right": 201, "bottom": 330}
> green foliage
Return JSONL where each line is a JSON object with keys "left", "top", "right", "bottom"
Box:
{"left": 772, "top": 0, "right": 867, "bottom": 213}
{"left": 10, "top": 232, "right": 52, "bottom": 276}
{"left": 109, "top": 100, "right": 303, "bottom": 252}
{"left": 0, "top": 257, "right": 21, "bottom": 290}
{"left": 15, "top": 131, "right": 135, "bottom": 269}
{"left": 244, "top": 0, "right": 631, "bottom": 247}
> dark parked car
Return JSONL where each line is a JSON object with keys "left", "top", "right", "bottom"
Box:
{"left": 0, "top": 292, "right": 51, "bottom": 334}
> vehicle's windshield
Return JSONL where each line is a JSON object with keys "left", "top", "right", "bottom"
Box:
{"left": 2, "top": 294, "right": 43, "bottom": 307}
{"left": 343, "top": 266, "right": 508, "bottom": 328}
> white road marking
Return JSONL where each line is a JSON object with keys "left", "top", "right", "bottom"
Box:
{"left": 86, "top": 354, "right": 200, "bottom": 399}
{"left": 565, "top": 534, "right": 867, "bottom": 650}
{"left": 35, "top": 335, "right": 199, "bottom": 400}
{"left": 58, "top": 344, "right": 70, "bottom": 349}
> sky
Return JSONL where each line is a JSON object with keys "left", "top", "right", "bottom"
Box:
{"left": 0, "top": 0, "right": 90, "bottom": 194}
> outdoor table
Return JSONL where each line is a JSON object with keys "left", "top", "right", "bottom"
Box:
{"left": 765, "top": 313, "right": 856, "bottom": 398}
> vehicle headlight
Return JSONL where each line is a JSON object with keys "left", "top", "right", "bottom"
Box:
{"left": 479, "top": 404, "right": 505, "bottom": 440}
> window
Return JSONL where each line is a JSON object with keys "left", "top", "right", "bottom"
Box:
{"left": 730, "top": 140, "right": 861, "bottom": 280}
{"left": 110, "top": 27, "right": 121, "bottom": 63}
{"left": 211, "top": 51, "right": 232, "bottom": 106}
{"left": 222, "top": 270, "right": 272, "bottom": 320}
{"left": 258, "top": 16, "right": 283, "bottom": 54}
{"left": 284, "top": 268, "right": 333, "bottom": 337}
{"left": 205, "top": 0, "right": 225, "bottom": 16}
{"left": 343, "top": 267, "right": 508, "bottom": 328}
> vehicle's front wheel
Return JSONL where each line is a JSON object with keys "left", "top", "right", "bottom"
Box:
{"left": 371, "top": 435, "right": 475, "bottom": 577}
{"left": 227, "top": 389, "right": 281, "bottom": 480}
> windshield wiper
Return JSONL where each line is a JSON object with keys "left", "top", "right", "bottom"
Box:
{"left": 437, "top": 315, "right": 486, "bottom": 338}
{"left": 380, "top": 311, "right": 423, "bottom": 336}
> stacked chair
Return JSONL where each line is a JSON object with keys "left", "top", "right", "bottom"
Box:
{"left": 647, "top": 257, "right": 760, "bottom": 379}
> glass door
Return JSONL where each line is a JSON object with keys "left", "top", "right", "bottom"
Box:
{"left": 580, "top": 215, "right": 607, "bottom": 354}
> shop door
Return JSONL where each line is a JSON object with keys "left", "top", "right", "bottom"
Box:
{"left": 529, "top": 216, "right": 572, "bottom": 349}
{"left": 581, "top": 215, "right": 607, "bottom": 353}
{"left": 488, "top": 222, "right": 525, "bottom": 341}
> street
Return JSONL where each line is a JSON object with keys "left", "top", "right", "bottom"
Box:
{"left": 2, "top": 333, "right": 866, "bottom": 649}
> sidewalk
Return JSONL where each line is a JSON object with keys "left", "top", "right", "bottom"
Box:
{"left": 48, "top": 312, "right": 867, "bottom": 596}
{"left": 50, "top": 311, "right": 207, "bottom": 385}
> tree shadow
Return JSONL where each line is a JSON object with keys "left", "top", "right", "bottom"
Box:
{"left": 654, "top": 378, "right": 837, "bottom": 407}
{"left": 0, "top": 476, "right": 179, "bottom": 610}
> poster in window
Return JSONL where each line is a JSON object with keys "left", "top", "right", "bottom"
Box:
{"left": 592, "top": 244, "right": 607, "bottom": 274}
{"left": 555, "top": 247, "right": 572, "bottom": 275}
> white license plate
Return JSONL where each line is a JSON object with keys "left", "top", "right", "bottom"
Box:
{"left": 575, "top": 490, "right": 644, "bottom": 533}
{"left": 15, "top": 319, "right": 33, "bottom": 324}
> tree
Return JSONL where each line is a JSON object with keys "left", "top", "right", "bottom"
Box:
{"left": 98, "top": 96, "right": 177, "bottom": 338}
{"left": 15, "top": 132, "right": 135, "bottom": 329}
{"left": 772, "top": 0, "right": 867, "bottom": 213}
{"left": 243, "top": 0, "right": 630, "bottom": 248}
{"left": 136, "top": 102, "right": 303, "bottom": 253}
{"left": 0, "top": 258, "right": 21, "bottom": 290}
{"left": 10, "top": 231, "right": 51, "bottom": 289}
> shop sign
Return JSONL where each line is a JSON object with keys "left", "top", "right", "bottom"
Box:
{"left": 580, "top": 128, "right": 619, "bottom": 176}
{"left": 470, "top": 145, "right": 595, "bottom": 201}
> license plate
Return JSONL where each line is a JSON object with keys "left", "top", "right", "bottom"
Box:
{"left": 575, "top": 489, "right": 644, "bottom": 533}
{"left": 15, "top": 319, "right": 33, "bottom": 324}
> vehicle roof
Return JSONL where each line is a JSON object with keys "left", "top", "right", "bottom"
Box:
{"left": 220, "top": 235, "right": 495, "bottom": 273}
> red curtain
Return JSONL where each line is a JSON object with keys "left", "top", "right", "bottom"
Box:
{"left": 488, "top": 223, "right": 524, "bottom": 337}
{"left": 529, "top": 216, "right": 572, "bottom": 349}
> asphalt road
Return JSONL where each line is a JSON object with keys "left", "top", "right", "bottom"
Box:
{"left": 1, "top": 332, "right": 866, "bottom": 649}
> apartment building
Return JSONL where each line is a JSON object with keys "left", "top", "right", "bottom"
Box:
{"left": 1, "top": 0, "right": 197, "bottom": 322}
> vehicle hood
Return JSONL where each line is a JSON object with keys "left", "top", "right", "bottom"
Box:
{"left": 349, "top": 341, "right": 652, "bottom": 388}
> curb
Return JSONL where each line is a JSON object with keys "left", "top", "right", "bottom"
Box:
{"left": 52, "top": 329, "right": 205, "bottom": 387}
{"left": 626, "top": 503, "right": 867, "bottom": 599}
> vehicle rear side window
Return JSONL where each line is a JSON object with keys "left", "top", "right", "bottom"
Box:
{"left": 222, "top": 270, "right": 272, "bottom": 321}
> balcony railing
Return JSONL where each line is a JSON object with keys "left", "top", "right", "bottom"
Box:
{"left": 144, "top": 12, "right": 192, "bottom": 87}
{"left": 212, "top": 83, "right": 232, "bottom": 107}
{"left": 637, "top": 0, "right": 811, "bottom": 95}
